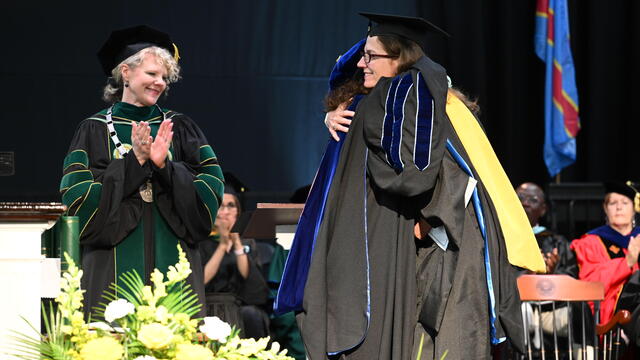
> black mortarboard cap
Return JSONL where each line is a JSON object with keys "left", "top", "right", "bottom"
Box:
{"left": 97, "top": 25, "right": 178, "bottom": 76}
{"left": 223, "top": 172, "right": 248, "bottom": 197}
{"left": 359, "top": 12, "right": 450, "bottom": 52}
{"left": 604, "top": 181, "right": 640, "bottom": 212}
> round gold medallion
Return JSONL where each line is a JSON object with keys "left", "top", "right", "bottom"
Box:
{"left": 139, "top": 181, "right": 153, "bottom": 203}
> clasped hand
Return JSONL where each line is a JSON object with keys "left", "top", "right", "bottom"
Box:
{"left": 543, "top": 248, "right": 559, "bottom": 274}
{"left": 626, "top": 235, "right": 640, "bottom": 268}
{"left": 325, "top": 101, "right": 354, "bottom": 141}
{"left": 216, "top": 218, "right": 242, "bottom": 253}
{"left": 131, "top": 119, "right": 174, "bottom": 168}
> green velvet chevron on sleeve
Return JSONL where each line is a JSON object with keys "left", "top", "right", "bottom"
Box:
{"left": 193, "top": 145, "right": 224, "bottom": 232}
{"left": 60, "top": 149, "right": 102, "bottom": 236}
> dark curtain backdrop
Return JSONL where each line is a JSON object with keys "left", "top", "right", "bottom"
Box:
{"left": 0, "top": 0, "right": 638, "bottom": 202}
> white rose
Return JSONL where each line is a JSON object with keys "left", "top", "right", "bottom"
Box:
{"left": 199, "top": 316, "right": 232, "bottom": 343}
{"left": 104, "top": 299, "right": 135, "bottom": 323}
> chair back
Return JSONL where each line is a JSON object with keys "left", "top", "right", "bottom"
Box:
{"left": 518, "top": 275, "right": 603, "bottom": 360}
{"left": 518, "top": 274, "right": 604, "bottom": 302}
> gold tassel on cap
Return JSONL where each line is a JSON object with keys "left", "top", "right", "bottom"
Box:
{"left": 172, "top": 43, "right": 181, "bottom": 62}
{"left": 626, "top": 181, "right": 640, "bottom": 213}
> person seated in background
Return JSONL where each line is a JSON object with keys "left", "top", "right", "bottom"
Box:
{"left": 199, "top": 175, "right": 270, "bottom": 339}
{"left": 516, "top": 182, "right": 577, "bottom": 277}
{"left": 571, "top": 181, "right": 640, "bottom": 350}
{"left": 516, "top": 182, "right": 580, "bottom": 352}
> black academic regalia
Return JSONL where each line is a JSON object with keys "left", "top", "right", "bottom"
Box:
{"left": 199, "top": 238, "right": 270, "bottom": 338}
{"left": 298, "top": 56, "right": 524, "bottom": 359}
{"left": 60, "top": 102, "right": 224, "bottom": 318}
{"left": 535, "top": 229, "right": 577, "bottom": 277}
{"left": 618, "top": 271, "right": 640, "bottom": 347}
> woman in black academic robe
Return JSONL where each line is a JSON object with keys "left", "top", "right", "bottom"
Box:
{"left": 277, "top": 13, "right": 544, "bottom": 359}
{"left": 200, "top": 186, "right": 270, "bottom": 339}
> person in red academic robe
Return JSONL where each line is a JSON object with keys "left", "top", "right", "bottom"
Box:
{"left": 570, "top": 181, "right": 640, "bottom": 346}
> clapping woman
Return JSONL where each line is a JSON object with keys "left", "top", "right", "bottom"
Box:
{"left": 60, "top": 25, "right": 224, "bottom": 317}
{"left": 571, "top": 181, "right": 640, "bottom": 348}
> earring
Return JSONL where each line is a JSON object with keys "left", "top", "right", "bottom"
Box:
{"left": 124, "top": 82, "right": 129, "bottom": 88}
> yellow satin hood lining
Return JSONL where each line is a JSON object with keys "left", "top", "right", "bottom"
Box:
{"left": 446, "top": 92, "right": 545, "bottom": 273}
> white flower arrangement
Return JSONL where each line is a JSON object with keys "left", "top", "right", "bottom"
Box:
{"left": 199, "top": 316, "right": 232, "bottom": 344}
{"left": 104, "top": 299, "right": 135, "bottom": 323}
{"left": 8, "top": 245, "right": 293, "bottom": 360}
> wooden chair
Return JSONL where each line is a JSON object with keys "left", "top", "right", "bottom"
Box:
{"left": 517, "top": 274, "right": 631, "bottom": 360}
{"left": 595, "top": 311, "right": 632, "bottom": 360}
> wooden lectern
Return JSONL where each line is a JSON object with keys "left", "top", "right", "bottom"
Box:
{"left": 0, "top": 202, "right": 66, "bottom": 355}
{"left": 231, "top": 203, "right": 306, "bottom": 358}
{"left": 236, "top": 203, "right": 303, "bottom": 250}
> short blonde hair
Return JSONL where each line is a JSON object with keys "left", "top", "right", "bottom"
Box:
{"left": 102, "top": 46, "right": 181, "bottom": 103}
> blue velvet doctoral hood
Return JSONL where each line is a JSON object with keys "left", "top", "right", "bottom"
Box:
{"left": 588, "top": 225, "right": 640, "bottom": 249}
{"left": 274, "top": 39, "right": 365, "bottom": 315}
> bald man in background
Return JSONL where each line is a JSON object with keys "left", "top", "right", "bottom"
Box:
{"left": 516, "top": 182, "right": 581, "bottom": 352}
{"left": 516, "top": 182, "right": 577, "bottom": 277}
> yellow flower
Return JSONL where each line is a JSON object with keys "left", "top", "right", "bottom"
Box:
{"left": 136, "top": 305, "right": 155, "bottom": 322}
{"left": 65, "top": 348, "right": 83, "bottom": 360}
{"left": 166, "top": 245, "right": 192, "bottom": 284}
{"left": 173, "top": 313, "right": 190, "bottom": 324}
{"left": 79, "top": 337, "right": 123, "bottom": 360}
{"left": 70, "top": 311, "right": 85, "bottom": 327}
{"left": 150, "top": 269, "right": 167, "bottom": 298}
{"left": 61, "top": 325, "right": 73, "bottom": 335}
{"left": 142, "top": 285, "right": 154, "bottom": 303}
{"left": 150, "top": 269, "right": 164, "bottom": 285}
{"left": 236, "top": 337, "right": 270, "bottom": 356}
{"left": 172, "top": 334, "right": 185, "bottom": 345}
{"left": 137, "top": 323, "right": 174, "bottom": 350}
{"left": 175, "top": 343, "right": 213, "bottom": 360}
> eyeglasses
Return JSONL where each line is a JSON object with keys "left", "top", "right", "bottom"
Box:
{"left": 220, "top": 203, "right": 237, "bottom": 210}
{"left": 517, "top": 194, "right": 542, "bottom": 205}
{"left": 360, "top": 51, "right": 398, "bottom": 64}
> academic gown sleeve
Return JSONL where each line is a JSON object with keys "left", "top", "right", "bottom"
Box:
{"left": 152, "top": 113, "right": 224, "bottom": 245}
{"left": 359, "top": 57, "right": 477, "bottom": 351}
{"left": 60, "top": 114, "right": 223, "bottom": 248}
{"left": 571, "top": 234, "right": 636, "bottom": 295}
{"left": 361, "top": 56, "right": 450, "bottom": 199}
{"left": 547, "top": 233, "right": 578, "bottom": 278}
{"left": 357, "top": 57, "right": 460, "bottom": 337}
{"left": 571, "top": 234, "right": 640, "bottom": 324}
{"left": 60, "top": 118, "right": 151, "bottom": 247}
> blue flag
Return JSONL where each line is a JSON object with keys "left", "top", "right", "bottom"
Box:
{"left": 535, "top": 0, "right": 580, "bottom": 177}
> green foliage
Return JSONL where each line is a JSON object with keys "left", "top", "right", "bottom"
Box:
{"left": 7, "top": 246, "right": 293, "bottom": 360}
